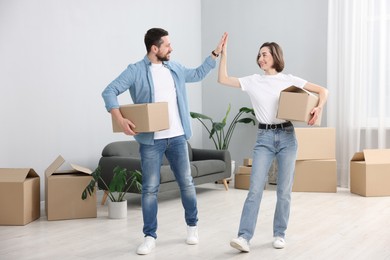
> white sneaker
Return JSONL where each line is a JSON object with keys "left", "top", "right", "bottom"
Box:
{"left": 186, "top": 225, "right": 199, "bottom": 245}
{"left": 230, "top": 237, "right": 250, "bottom": 252}
{"left": 272, "top": 236, "right": 285, "bottom": 249}
{"left": 136, "top": 236, "right": 156, "bottom": 255}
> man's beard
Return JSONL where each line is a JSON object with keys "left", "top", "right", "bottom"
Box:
{"left": 156, "top": 52, "right": 170, "bottom": 62}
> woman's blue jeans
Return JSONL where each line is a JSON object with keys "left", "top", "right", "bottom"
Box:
{"left": 238, "top": 126, "right": 297, "bottom": 241}
{"left": 139, "top": 135, "right": 198, "bottom": 239}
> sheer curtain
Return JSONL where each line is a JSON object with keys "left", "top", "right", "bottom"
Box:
{"left": 327, "top": 0, "right": 390, "bottom": 187}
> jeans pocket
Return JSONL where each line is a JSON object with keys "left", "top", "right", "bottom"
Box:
{"left": 257, "top": 129, "right": 267, "bottom": 137}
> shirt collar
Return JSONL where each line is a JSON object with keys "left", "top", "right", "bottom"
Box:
{"left": 143, "top": 55, "right": 170, "bottom": 68}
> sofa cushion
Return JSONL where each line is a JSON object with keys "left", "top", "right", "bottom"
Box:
{"left": 160, "top": 164, "right": 197, "bottom": 183}
{"left": 191, "top": 160, "right": 226, "bottom": 177}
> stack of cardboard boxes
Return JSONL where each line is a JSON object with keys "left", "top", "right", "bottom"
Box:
{"left": 234, "top": 158, "right": 277, "bottom": 190}
{"left": 292, "top": 128, "right": 337, "bottom": 192}
{"left": 234, "top": 159, "right": 252, "bottom": 190}
{"left": 233, "top": 128, "right": 337, "bottom": 192}
{"left": 276, "top": 85, "right": 337, "bottom": 192}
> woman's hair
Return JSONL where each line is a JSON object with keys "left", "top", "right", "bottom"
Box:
{"left": 257, "top": 42, "right": 285, "bottom": 72}
{"left": 144, "top": 28, "right": 169, "bottom": 53}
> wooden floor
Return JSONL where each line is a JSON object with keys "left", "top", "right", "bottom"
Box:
{"left": 1, "top": 183, "right": 390, "bottom": 260}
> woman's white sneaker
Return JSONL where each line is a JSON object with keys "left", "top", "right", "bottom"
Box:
{"left": 272, "top": 236, "right": 285, "bottom": 249}
{"left": 186, "top": 225, "right": 199, "bottom": 245}
{"left": 230, "top": 237, "right": 250, "bottom": 252}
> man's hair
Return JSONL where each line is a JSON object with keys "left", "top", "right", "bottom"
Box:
{"left": 257, "top": 42, "right": 285, "bottom": 72}
{"left": 144, "top": 28, "right": 169, "bottom": 53}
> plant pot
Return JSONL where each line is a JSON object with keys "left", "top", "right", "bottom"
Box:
{"left": 108, "top": 200, "right": 127, "bottom": 219}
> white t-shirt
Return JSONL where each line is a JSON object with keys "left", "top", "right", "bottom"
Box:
{"left": 150, "top": 63, "right": 184, "bottom": 139}
{"left": 239, "top": 73, "right": 307, "bottom": 124}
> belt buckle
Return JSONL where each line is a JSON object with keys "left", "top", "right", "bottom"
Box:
{"left": 270, "top": 124, "right": 277, "bottom": 130}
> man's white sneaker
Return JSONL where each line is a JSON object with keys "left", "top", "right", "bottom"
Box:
{"left": 186, "top": 225, "right": 199, "bottom": 245}
{"left": 230, "top": 237, "right": 250, "bottom": 252}
{"left": 272, "top": 236, "right": 285, "bottom": 249}
{"left": 136, "top": 236, "right": 156, "bottom": 255}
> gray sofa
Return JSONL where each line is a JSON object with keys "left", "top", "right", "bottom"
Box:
{"left": 98, "top": 141, "right": 231, "bottom": 200}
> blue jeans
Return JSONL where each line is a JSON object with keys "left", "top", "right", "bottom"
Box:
{"left": 238, "top": 126, "right": 297, "bottom": 241}
{"left": 139, "top": 135, "right": 198, "bottom": 239}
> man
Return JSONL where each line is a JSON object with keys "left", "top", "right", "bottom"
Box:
{"left": 102, "top": 28, "right": 225, "bottom": 255}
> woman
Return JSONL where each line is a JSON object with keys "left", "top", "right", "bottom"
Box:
{"left": 218, "top": 33, "right": 328, "bottom": 253}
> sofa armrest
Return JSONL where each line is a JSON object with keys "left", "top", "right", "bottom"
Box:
{"left": 192, "top": 148, "right": 232, "bottom": 178}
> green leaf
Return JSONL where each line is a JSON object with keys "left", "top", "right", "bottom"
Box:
{"left": 221, "top": 104, "right": 231, "bottom": 125}
{"left": 237, "top": 118, "right": 256, "bottom": 125}
{"left": 190, "top": 105, "right": 257, "bottom": 150}
{"left": 81, "top": 190, "right": 87, "bottom": 200}
{"left": 239, "top": 107, "right": 253, "bottom": 113}
{"left": 190, "top": 112, "right": 212, "bottom": 121}
{"left": 213, "top": 122, "right": 226, "bottom": 131}
{"left": 81, "top": 165, "right": 142, "bottom": 202}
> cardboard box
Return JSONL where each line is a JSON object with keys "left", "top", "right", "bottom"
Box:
{"left": 238, "top": 160, "right": 278, "bottom": 184}
{"left": 234, "top": 173, "right": 267, "bottom": 190}
{"left": 277, "top": 86, "right": 322, "bottom": 126}
{"left": 234, "top": 173, "right": 251, "bottom": 190}
{"left": 112, "top": 102, "right": 169, "bottom": 133}
{"left": 292, "top": 160, "right": 337, "bottom": 192}
{"left": 45, "top": 156, "right": 97, "bottom": 221}
{"left": 243, "top": 158, "right": 252, "bottom": 166}
{"left": 350, "top": 149, "right": 390, "bottom": 197}
{"left": 0, "top": 168, "right": 40, "bottom": 225}
{"left": 236, "top": 166, "right": 252, "bottom": 174}
{"left": 295, "top": 127, "right": 336, "bottom": 160}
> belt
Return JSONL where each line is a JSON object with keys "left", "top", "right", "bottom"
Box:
{"left": 258, "top": 121, "right": 292, "bottom": 130}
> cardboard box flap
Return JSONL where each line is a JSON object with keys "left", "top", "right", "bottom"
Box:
{"left": 70, "top": 164, "right": 92, "bottom": 175}
{"left": 45, "top": 155, "right": 93, "bottom": 177}
{"left": 282, "top": 86, "right": 316, "bottom": 97}
{"left": 45, "top": 155, "right": 65, "bottom": 177}
{"left": 0, "top": 168, "right": 38, "bottom": 182}
{"left": 362, "top": 149, "right": 390, "bottom": 164}
{"left": 351, "top": 152, "right": 364, "bottom": 162}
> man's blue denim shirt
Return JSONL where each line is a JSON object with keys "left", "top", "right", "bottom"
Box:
{"left": 102, "top": 55, "right": 216, "bottom": 145}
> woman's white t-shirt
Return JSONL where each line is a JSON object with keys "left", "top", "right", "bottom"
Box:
{"left": 238, "top": 73, "right": 307, "bottom": 124}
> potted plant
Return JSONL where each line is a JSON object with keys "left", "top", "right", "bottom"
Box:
{"left": 190, "top": 104, "right": 256, "bottom": 150}
{"left": 82, "top": 165, "right": 142, "bottom": 219}
{"left": 190, "top": 104, "right": 256, "bottom": 180}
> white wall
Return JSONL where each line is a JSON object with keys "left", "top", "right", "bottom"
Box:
{"left": 0, "top": 0, "right": 328, "bottom": 201}
{"left": 201, "top": 0, "right": 328, "bottom": 167}
{"left": 0, "top": 0, "right": 207, "bottom": 200}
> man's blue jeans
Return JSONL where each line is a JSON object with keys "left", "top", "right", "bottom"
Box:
{"left": 139, "top": 135, "right": 198, "bottom": 239}
{"left": 238, "top": 126, "right": 297, "bottom": 241}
